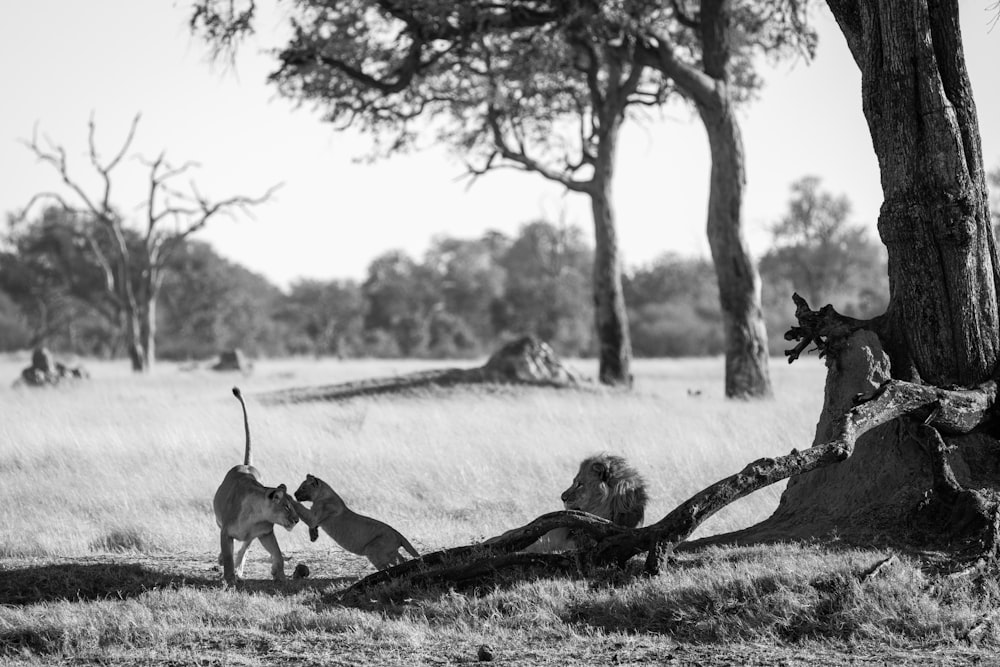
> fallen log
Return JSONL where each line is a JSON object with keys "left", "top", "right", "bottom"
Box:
{"left": 262, "top": 336, "right": 585, "bottom": 404}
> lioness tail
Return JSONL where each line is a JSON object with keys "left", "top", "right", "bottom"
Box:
{"left": 399, "top": 535, "right": 419, "bottom": 558}
{"left": 232, "top": 386, "right": 252, "bottom": 466}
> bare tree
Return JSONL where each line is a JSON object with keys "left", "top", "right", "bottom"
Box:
{"left": 21, "top": 114, "right": 280, "bottom": 372}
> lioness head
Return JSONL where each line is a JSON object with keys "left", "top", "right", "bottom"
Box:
{"left": 268, "top": 484, "right": 300, "bottom": 531}
{"left": 294, "top": 474, "right": 323, "bottom": 502}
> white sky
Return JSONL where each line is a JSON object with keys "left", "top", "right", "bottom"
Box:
{"left": 1, "top": 2, "right": 998, "bottom": 289}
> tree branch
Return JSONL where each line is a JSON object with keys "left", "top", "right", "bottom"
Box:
{"left": 482, "top": 107, "right": 592, "bottom": 193}
{"left": 639, "top": 32, "right": 716, "bottom": 108}
{"left": 88, "top": 112, "right": 140, "bottom": 220}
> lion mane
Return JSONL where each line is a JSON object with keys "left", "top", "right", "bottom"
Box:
{"left": 561, "top": 453, "right": 648, "bottom": 528}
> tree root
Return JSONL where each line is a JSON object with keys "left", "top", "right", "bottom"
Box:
{"left": 909, "top": 422, "right": 1000, "bottom": 559}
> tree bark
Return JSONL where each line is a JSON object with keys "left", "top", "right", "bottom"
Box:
{"left": 647, "top": 0, "right": 773, "bottom": 399}
{"left": 699, "top": 96, "right": 772, "bottom": 399}
{"left": 830, "top": 0, "right": 998, "bottom": 385}
{"left": 588, "top": 120, "right": 632, "bottom": 387}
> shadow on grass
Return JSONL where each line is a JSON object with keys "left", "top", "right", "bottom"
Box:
{"left": 0, "top": 562, "right": 357, "bottom": 605}
{"left": 0, "top": 562, "right": 216, "bottom": 605}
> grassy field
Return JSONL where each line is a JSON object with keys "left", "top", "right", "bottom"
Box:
{"left": 1, "top": 354, "right": 997, "bottom": 665}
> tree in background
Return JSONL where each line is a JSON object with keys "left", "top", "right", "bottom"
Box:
{"left": 497, "top": 221, "right": 594, "bottom": 356}
{"left": 0, "top": 289, "right": 31, "bottom": 351}
{"left": 276, "top": 278, "right": 365, "bottom": 357}
{"left": 357, "top": 222, "right": 593, "bottom": 359}
{"left": 638, "top": 0, "right": 815, "bottom": 397}
{"left": 759, "top": 176, "right": 887, "bottom": 352}
{"left": 449, "top": 8, "right": 672, "bottom": 383}
{"left": 190, "top": 1, "right": 677, "bottom": 386}
{"left": 190, "top": 0, "right": 816, "bottom": 396}
{"left": 361, "top": 250, "right": 444, "bottom": 357}
{"left": 422, "top": 234, "right": 509, "bottom": 354}
{"left": 157, "top": 240, "right": 291, "bottom": 360}
{"left": 624, "top": 254, "right": 723, "bottom": 357}
{"left": 0, "top": 207, "right": 125, "bottom": 355}
{"left": 19, "top": 114, "right": 278, "bottom": 372}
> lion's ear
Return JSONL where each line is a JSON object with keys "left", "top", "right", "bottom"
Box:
{"left": 270, "top": 485, "right": 286, "bottom": 501}
{"left": 591, "top": 461, "right": 609, "bottom": 482}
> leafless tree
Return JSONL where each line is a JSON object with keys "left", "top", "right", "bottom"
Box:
{"left": 21, "top": 113, "right": 280, "bottom": 371}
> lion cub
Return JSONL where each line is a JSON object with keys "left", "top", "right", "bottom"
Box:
{"left": 213, "top": 387, "right": 301, "bottom": 585}
{"left": 294, "top": 474, "right": 419, "bottom": 570}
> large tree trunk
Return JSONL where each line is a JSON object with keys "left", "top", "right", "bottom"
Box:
{"left": 755, "top": 0, "right": 1000, "bottom": 544}
{"left": 107, "top": 222, "right": 148, "bottom": 373}
{"left": 657, "top": 0, "right": 772, "bottom": 400}
{"left": 589, "top": 120, "right": 632, "bottom": 386}
{"left": 853, "top": 1, "right": 997, "bottom": 385}
{"left": 699, "top": 98, "right": 772, "bottom": 399}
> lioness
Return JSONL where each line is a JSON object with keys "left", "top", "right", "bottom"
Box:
{"left": 294, "top": 474, "right": 419, "bottom": 570}
{"left": 213, "top": 387, "right": 301, "bottom": 585}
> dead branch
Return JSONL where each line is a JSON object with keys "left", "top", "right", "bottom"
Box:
{"left": 343, "top": 511, "right": 620, "bottom": 596}
{"left": 260, "top": 336, "right": 584, "bottom": 404}
{"left": 784, "top": 292, "right": 884, "bottom": 362}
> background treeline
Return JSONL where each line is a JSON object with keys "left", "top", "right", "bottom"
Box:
{"left": 0, "top": 176, "right": 905, "bottom": 360}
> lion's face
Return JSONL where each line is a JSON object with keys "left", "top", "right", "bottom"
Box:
{"left": 294, "top": 474, "right": 322, "bottom": 502}
{"left": 560, "top": 459, "right": 610, "bottom": 514}
{"left": 267, "top": 484, "right": 300, "bottom": 531}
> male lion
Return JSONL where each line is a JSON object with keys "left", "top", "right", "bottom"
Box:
{"left": 213, "top": 387, "right": 301, "bottom": 585}
{"left": 526, "top": 453, "right": 648, "bottom": 552}
{"left": 294, "top": 473, "right": 419, "bottom": 570}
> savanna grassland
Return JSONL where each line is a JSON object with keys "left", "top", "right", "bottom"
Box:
{"left": 1, "top": 355, "right": 998, "bottom": 666}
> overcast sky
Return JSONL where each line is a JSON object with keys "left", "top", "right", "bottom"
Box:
{"left": 1, "top": 2, "right": 998, "bottom": 288}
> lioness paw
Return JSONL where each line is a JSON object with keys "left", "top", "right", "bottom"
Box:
{"left": 309, "top": 526, "right": 319, "bottom": 542}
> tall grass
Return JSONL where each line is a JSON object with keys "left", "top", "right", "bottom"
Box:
{"left": 0, "top": 356, "right": 824, "bottom": 560}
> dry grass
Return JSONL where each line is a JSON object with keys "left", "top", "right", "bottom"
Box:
{"left": 0, "top": 355, "right": 821, "bottom": 559}
{"left": 1, "top": 355, "right": 996, "bottom": 665}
